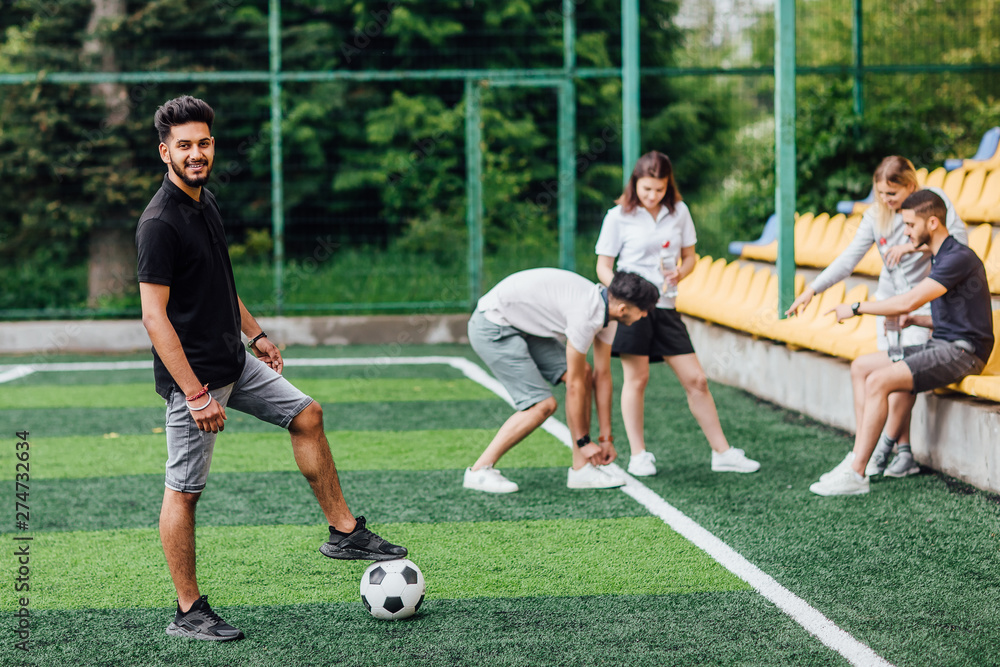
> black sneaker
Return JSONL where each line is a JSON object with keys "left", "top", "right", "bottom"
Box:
{"left": 165, "top": 595, "right": 244, "bottom": 641}
{"left": 319, "top": 516, "right": 407, "bottom": 561}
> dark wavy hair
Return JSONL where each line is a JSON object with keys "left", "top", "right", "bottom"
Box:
{"left": 608, "top": 271, "right": 659, "bottom": 313}
{"left": 616, "top": 150, "right": 682, "bottom": 215}
{"left": 154, "top": 96, "right": 215, "bottom": 143}
{"left": 900, "top": 189, "right": 947, "bottom": 223}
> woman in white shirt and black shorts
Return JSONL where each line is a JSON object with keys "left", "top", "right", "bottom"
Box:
{"left": 596, "top": 150, "right": 761, "bottom": 478}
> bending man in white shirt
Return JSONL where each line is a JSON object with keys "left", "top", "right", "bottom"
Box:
{"left": 465, "top": 269, "right": 659, "bottom": 493}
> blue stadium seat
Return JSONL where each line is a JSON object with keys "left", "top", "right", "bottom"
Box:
{"left": 944, "top": 126, "right": 1000, "bottom": 171}
{"left": 728, "top": 213, "right": 777, "bottom": 256}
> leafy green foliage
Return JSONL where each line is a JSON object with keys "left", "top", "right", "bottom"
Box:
{"left": 0, "top": 0, "right": 740, "bottom": 312}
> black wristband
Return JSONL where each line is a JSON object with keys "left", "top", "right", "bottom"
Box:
{"left": 575, "top": 434, "right": 591, "bottom": 448}
{"left": 248, "top": 331, "right": 268, "bottom": 350}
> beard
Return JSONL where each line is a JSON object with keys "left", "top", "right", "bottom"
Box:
{"left": 167, "top": 152, "right": 213, "bottom": 188}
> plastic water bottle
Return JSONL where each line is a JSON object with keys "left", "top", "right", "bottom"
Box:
{"left": 885, "top": 316, "right": 904, "bottom": 362}
{"left": 877, "top": 237, "right": 907, "bottom": 362}
{"left": 659, "top": 241, "right": 678, "bottom": 298}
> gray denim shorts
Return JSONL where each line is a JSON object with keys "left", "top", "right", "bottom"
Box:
{"left": 468, "top": 310, "right": 567, "bottom": 411}
{"left": 903, "top": 338, "right": 986, "bottom": 394}
{"left": 164, "top": 354, "right": 314, "bottom": 492}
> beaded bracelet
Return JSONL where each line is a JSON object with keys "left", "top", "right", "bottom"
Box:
{"left": 186, "top": 385, "right": 209, "bottom": 402}
{"left": 598, "top": 435, "right": 614, "bottom": 444}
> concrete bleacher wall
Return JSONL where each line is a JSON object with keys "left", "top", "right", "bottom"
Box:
{"left": 684, "top": 316, "right": 1000, "bottom": 495}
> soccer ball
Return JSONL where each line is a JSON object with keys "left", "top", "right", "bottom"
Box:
{"left": 360, "top": 559, "right": 425, "bottom": 620}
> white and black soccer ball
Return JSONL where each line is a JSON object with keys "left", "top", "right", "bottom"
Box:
{"left": 360, "top": 559, "right": 425, "bottom": 620}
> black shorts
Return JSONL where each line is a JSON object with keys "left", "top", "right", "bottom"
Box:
{"left": 612, "top": 307, "right": 696, "bottom": 361}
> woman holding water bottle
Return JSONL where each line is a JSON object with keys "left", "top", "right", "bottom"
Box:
{"left": 785, "top": 155, "right": 968, "bottom": 477}
{"left": 595, "top": 150, "right": 761, "bottom": 477}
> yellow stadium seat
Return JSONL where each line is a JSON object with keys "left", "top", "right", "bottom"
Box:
{"left": 770, "top": 282, "right": 846, "bottom": 347}
{"left": 984, "top": 237, "right": 1000, "bottom": 294}
{"left": 795, "top": 213, "right": 847, "bottom": 267}
{"left": 962, "top": 376, "right": 1000, "bottom": 402}
{"left": 924, "top": 167, "right": 947, "bottom": 190}
{"left": 828, "top": 312, "right": 879, "bottom": 359}
{"left": 677, "top": 257, "right": 728, "bottom": 319}
{"left": 714, "top": 267, "right": 772, "bottom": 332}
{"left": 807, "top": 284, "right": 870, "bottom": 357}
{"left": 810, "top": 213, "right": 849, "bottom": 268}
{"left": 950, "top": 310, "right": 1000, "bottom": 401}
{"left": 674, "top": 255, "right": 715, "bottom": 313}
{"left": 855, "top": 243, "right": 883, "bottom": 276}
{"left": 741, "top": 212, "right": 815, "bottom": 263}
{"left": 955, "top": 168, "right": 987, "bottom": 221}
{"left": 915, "top": 167, "right": 929, "bottom": 187}
{"left": 967, "top": 223, "right": 993, "bottom": 261}
{"left": 942, "top": 167, "right": 967, "bottom": 203}
{"left": 793, "top": 213, "right": 829, "bottom": 265}
{"left": 964, "top": 170, "right": 1000, "bottom": 222}
{"left": 741, "top": 271, "right": 802, "bottom": 338}
{"left": 740, "top": 239, "right": 776, "bottom": 262}
{"left": 701, "top": 263, "right": 755, "bottom": 325}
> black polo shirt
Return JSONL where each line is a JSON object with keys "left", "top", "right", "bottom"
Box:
{"left": 929, "top": 235, "right": 995, "bottom": 364}
{"left": 136, "top": 174, "right": 245, "bottom": 398}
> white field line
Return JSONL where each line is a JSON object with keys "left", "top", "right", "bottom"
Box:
{"left": 6, "top": 354, "right": 892, "bottom": 666}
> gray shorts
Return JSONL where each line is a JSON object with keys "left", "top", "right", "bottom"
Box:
{"left": 164, "top": 354, "right": 314, "bottom": 492}
{"left": 903, "top": 338, "right": 986, "bottom": 394}
{"left": 468, "top": 310, "right": 567, "bottom": 411}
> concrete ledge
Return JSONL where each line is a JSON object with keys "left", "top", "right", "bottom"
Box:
{"left": 0, "top": 314, "right": 471, "bottom": 357}
{"left": 684, "top": 316, "right": 1000, "bottom": 495}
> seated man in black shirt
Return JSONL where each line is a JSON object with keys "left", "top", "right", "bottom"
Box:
{"left": 810, "top": 189, "right": 994, "bottom": 496}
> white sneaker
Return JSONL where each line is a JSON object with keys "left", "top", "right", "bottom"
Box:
{"left": 809, "top": 468, "right": 870, "bottom": 496}
{"left": 463, "top": 466, "right": 519, "bottom": 493}
{"left": 711, "top": 448, "right": 761, "bottom": 473}
{"left": 567, "top": 463, "right": 625, "bottom": 489}
{"left": 822, "top": 451, "right": 857, "bottom": 481}
{"left": 627, "top": 451, "right": 657, "bottom": 477}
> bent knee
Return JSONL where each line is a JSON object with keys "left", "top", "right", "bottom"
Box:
{"left": 290, "top": 400, "right": 324, "bottom": 434}
{"left": 864, "top": 371, "right": 898, "bottom": 396}
{"left": 533, "top": 396, "right": 558, "bottom": 419}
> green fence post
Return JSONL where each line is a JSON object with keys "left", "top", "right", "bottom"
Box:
{"left": 621, "top": 0, "right": 640, "bottom": 180}
{"left": 465, "top": 79, "right": 484, "bottom": 308}
{"left": 775, "top": 0, "right": 796, "bottom": 318}
{"left": 852, "top": 0, "right": 864, "bottom": 117}
{"left": 558, "top": 0, "right": 577, "bottom": 271}
{"left": 269, "top": 0, "right": 285, "bottom": 315}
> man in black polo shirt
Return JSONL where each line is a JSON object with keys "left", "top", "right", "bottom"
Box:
{"left": 810, "top": 189, "right": 994, "bottom": 496}
{"left": 137, "top": 96, "right": 406, "bottom": 641}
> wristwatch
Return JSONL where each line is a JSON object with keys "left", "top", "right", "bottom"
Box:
{"left": 851, "top": 302, "right": 861, "bottom": 317}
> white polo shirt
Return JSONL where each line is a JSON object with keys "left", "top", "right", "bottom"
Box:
{"left": 476, "top": 268, "right": 615, "bottom": 353}
{"left": 595, "top": 202, "right": 697, "bottom": 309}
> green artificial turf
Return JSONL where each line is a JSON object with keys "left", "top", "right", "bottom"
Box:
{"left": 5, "top": 344, "right": 1000, "bottom": 667}
{"left": 14, "top": 468, "right": 652, "bottom": 534}
{"left": 1, "top": 428, "right": 561, "bottom": 480}
{"left": 0, "top": 398, "right": 511, "bottom": 438}
{"left": 4, "top": 518, "right": 747, "bottom": 611}
{"left": 0, "top": 594, "right": 842, "bottom": 667}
